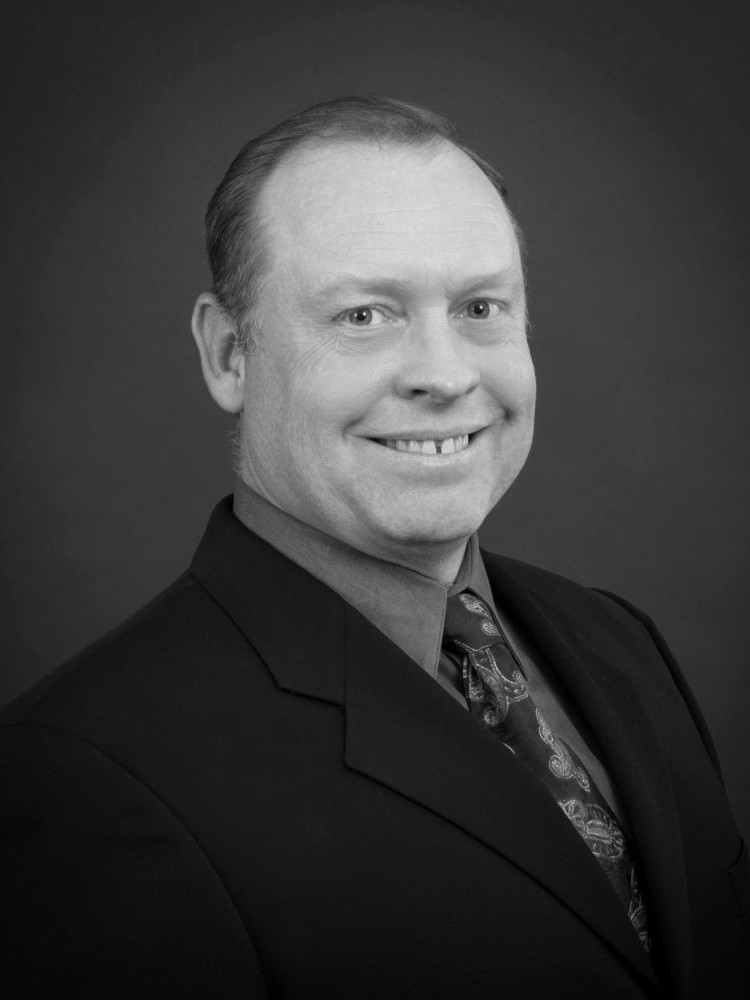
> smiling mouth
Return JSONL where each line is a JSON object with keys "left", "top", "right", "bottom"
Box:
{"left": 372, "top": 433, "right": 474, "bottom": 456}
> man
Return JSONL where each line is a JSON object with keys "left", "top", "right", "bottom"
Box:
{"left": 0, "top": 97, "right": 747, "bottom": 998}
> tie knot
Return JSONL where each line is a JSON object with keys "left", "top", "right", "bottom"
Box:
{"left": 444, "top": 590, "right": 504, "bottom": 652}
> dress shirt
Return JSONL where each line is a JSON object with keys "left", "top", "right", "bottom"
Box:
{"left": 233, "top": 478, "right": 625, "bottom": 819}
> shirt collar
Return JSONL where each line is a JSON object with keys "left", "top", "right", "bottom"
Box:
{"left": 232, "top": 478, "right": 495, "bottom": 680}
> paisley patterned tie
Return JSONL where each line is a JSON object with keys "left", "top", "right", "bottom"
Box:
{"left": 444, "top": 590, "right": 650, "bottom": 951}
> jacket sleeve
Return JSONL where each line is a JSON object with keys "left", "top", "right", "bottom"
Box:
{"left": 0, "top": 723, "right": 269, "bottom": 999}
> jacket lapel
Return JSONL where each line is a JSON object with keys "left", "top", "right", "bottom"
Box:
{"left": 483, "top": 553, "right": 691, "bottom": 999}
{"left": 342, "top": 603, "right": 656, "bottom": 986}
{"left": 191, "top": 501, "right": 660, "bottom": 989}
{"left": 190, "top": 498, "right": 346, "bottom": 707}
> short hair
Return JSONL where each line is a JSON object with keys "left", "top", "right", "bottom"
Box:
{"left": 205, "top": 95, "right": 517, "bottom": 350}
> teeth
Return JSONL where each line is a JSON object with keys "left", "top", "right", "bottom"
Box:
{"left": 383, "top": 434, "right": 471, "bottom": 455}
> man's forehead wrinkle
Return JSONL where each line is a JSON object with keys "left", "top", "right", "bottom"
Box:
{"left": 310, "top": 248, "right": 518, "bottom": 267}
{"left": 273, "top": 219, "right": 517, "bottom": 260}
{"left": 312, "top": 234, "right": 511, "bottom": 253}
{"left": 313, "top": 231, "right": 522, "bottom": 265}
{"left": 312, "top": 218, "right": 509, "bottom": 235}
{"left": 310, "top": 265, "right": 524, "bottom": 302}
{"left": 312, "top": 199, "right": 504, "bottom": 218}
{"left": 322, "top": 199, "right": 507, "bottom": 218}
{"left": 264, "top": 144, "right": 506, "bottom": 227}
{"left": 282, "top": 206, "right": 509, "bottom": 237}
{"left": 302, "top": 212, "right": 515, "bottom": 249}
{"left": 303, "top": 245, "right": 519, "bottom": 280}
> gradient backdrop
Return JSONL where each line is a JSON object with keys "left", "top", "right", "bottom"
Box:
{"left": 2, "top": 0, "right": 749, "bottom": 842}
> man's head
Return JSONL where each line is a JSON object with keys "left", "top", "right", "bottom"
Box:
{"left": 192, "top": 97, "right": 536, "bottom": 580}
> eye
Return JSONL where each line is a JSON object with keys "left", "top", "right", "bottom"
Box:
{"left": 460, "top": 299, "right": 503, "bottom": 320}
{"left": 339, "top": 306, "right": 390, "bottom": 328}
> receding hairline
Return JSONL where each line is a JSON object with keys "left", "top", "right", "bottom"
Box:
{"left": 248, "top": 134, "right": 517, "bottom": 302}
{"left": 270, "top": 130, "right": 450, "bottom": 168}
{"left": 259, "top": 133, "right": 502, "bottom": 202}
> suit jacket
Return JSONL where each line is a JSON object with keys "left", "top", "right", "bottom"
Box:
{"left": 1, "top": 498, "right": 748, "bottom": 998}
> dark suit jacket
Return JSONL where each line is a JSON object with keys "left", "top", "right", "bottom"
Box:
{"left": 1, "top": 498, "right": 748, "bottom": 998}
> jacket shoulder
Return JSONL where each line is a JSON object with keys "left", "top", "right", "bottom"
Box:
{"left": 0, "top": 568, "right": 256, "bottom": 733}
{"left": 481, "top": 549, "right": 639, "bottom": 620}
{"left": 481, "top": 549, "right": 723, "bottom": 775}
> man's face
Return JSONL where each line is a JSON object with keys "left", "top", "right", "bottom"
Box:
{"left": 237, "top": 140, "right": 536, "bottom": 567}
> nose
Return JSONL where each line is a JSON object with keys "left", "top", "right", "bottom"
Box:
{"left": 393, "top": 315, "right": 480, "bottom": 403}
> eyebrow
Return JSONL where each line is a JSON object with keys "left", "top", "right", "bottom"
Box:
{"left": 314, "top": 270, "right": 520, "bottom": 302}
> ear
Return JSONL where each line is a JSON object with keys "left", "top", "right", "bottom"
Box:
{"left": 190, "top": 293, "right": 246, "bottom": 414}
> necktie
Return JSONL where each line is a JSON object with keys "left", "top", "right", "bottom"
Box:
{"left": 443, "top": 590, "right": 650, "bottom": 951}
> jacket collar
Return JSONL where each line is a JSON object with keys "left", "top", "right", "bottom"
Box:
{"left": 191, "top": 499, "right": 688, "bottom": 994}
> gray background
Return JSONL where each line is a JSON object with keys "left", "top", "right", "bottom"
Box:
{"left": 2, "top": 0, "right": 748, "bottom": 842}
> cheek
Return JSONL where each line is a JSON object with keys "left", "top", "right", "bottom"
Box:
{"left": 519, "top": 363, "right": 537, "bottom": 413}
{"left": 287, "top": 351, "right": 394, "bottom": 443}
{"left": 276, "top": 371, "right": 358, "bottom": 464}
{"left": 487, "top": 350, "right": 536, "bottom": 413}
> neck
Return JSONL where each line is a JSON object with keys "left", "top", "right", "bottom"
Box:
{"left": 235, "top": 475, "right": 469, "bottom": 585}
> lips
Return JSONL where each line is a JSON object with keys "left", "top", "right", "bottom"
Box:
{"left": 376, "top": 434, "right": 471, "bottom": 455}
{"left": 367, "top": 428, "right": 486, "bottom": 456}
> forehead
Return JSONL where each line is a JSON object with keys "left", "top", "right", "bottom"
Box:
{"left": 256, "top": 140, "right": 520, "bottom": 293}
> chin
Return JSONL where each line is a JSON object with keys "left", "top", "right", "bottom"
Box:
{"left": 367, "top": 500, "right": 486, "bottom": 551}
